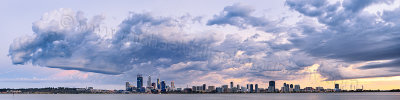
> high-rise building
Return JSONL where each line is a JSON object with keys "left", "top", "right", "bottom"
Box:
{"left": 237, "top": 84, "right": 240, "bottom": 90}
{"left": 161, "top": 81, "right": 166, "bottom": 92}
{"left": 290, "top": 84, "right": 293, "bottom": 89}
{"left": 147, "top": 75, "right": 151, "bottom": 87}
{"left": 207, "top": 86, "right": 215, "bottom": 92}
{"left": 268, "top": 81, "right": 275, "bottom": 92}
{"left": 230, "top": 82, "right": 234, "bottom": 89}
{"left": 250, "top": 84, "right": 254, "bottom": 93}
{"left": 335, "top": 84, "right": 339, "bottom": 89}
{"left": 126, "top": 82, "right": 131, "bottom": 91}
{"left": 316, "top": 87, "right": 324, "bottom": 92}
{"left": 137, "top": 74, "right": 143, "bottom": 88}
{"left": 171, "top": 81, "right": 175, "bottom": 90}
{"left": 284, "top": 83, "right": 289, "bottom": 92}
{"left": 202, "top": 84, "right": 206, "bottom": 91}
{"left": 157, "top": 78, "right": 160, "bottom": 89}
{"left": 294, "top": 85, "right": 301, "bottom": 92}
{"left": 222, "top": 85, "right": 229, "bottom": 92}
{"left": 152, "top": 83, "right": 156, "bottom": 89}
{"left": 335, "top": 84, "right": 340, "bottom": 92}
{"left": 255, "top": 84, "right": 258, "bottom": 93}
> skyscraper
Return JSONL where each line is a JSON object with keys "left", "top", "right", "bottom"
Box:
{"left": 250, "top": 84, "right": 254, "bottom": 93}
{"left": 152, "top": 83, "right": 156, "bottom": 89}
{"left": 255, "top": 84, "right": 258, "bottom": 93}
{"left": 284, "top": 83, "right": 289, "bottom": 92}
{"left": 222, "top": 85, "right": 228, "bottom": 92}
{"left": 202, "top": 84, "right": 206, "bottom": 91}
{"left": 230, "top": 82, "right": 233, "bottom": 89}
{"left": 161, "top": 81, "right": 166, "bottom": 92}
{"left": 268, "top": 81, "right": 275, "bottom": 92}
{"left": 137, "top": 74, "right": 143, "bottom": 88}
{"left": 126, "top": 82, "right": 131, "bottom": 91}
{"left": 171, "top": 81, "right": 175, "bottom": 90}
{"left": 157, "top": 78, "right": 160, "bottom": 89}
{"left": 335, "top": 84, "right": 340, "bottom": 92}
{"left": 147, "top": 75, "right": 151, "bottom": 87}
{"left": 294, "top": 85, "right": 301, "bottom": 92}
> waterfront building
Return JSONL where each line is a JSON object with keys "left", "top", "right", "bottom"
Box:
{"left": 137, "top": 74, "right": 143, "bottom": 92}
{"left": 207, "top": 86, "right": 215, "bottom": 92}
{"left": 290, "top": 84, "right": 293, "bottom": 92}
{"left": 334, "top": 84, "right": 340, "bottom": 92}
{"left": 125, "top": 82, "right": 131, "bottom": 91}
{"left": 250, "top": 84, "right": 254, "bottom": 93}
{"left": 171, "top": 81, "right": 175, "bottom": 91}
{"left": 216, "top": 87, "right": 223, "bottom": 93}
{"left": 203, "top": 84, "right": 206, "bottom": 91}
{"left": 161, "top": 81, "right": 166, "bottom": 92}
{"left": 222, "top": 85, "right": 229, "bottom": 92}
{"left": 316, "top": 87, "right": 324, "bottom": 92}
{"left": 230, "top": 82, "right": 234, "bottom": 89}
{"left": 305, "top": 87, "right": 314, "bottom": 92}
{"left": 157, "top": 78, "right": 160, "bottom": 89}
{"left": 151, "top": 83, "right": 156, "bottom": 89}
{"left": 294, "top": 85, "right": 301, "bottom": 92}
{"left": 147, "top": 75, "right": 151, "bottom": 87}
{"left": 246, "top": 84, "right": 249, "bottom": 92}
{"left": 268, "top": 81, "right": 275, "bottom": 92}
{"left": 255, "top": 84, "right": 258, "bottom": 93}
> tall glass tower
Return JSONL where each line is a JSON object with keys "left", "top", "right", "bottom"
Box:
{"left": 161, "top": 81, "right": 166, "bottom": 92}
{"left": 137, "top": 74, "right": 143, "bottom": 88}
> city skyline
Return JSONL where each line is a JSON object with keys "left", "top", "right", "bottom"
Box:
{"left": 1, "top": 0, "right": 400, "bottom": 90}
{"left": 122, "top": 73, "right": 382, "bottom": 93}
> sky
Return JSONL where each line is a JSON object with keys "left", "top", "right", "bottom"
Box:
{"left": 1, "top": 0, "right": 400, "bottom": 90}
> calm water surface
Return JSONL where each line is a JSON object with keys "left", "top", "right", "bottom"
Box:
{"left": 1, "top": 92, "right": 399, "bottom": 100}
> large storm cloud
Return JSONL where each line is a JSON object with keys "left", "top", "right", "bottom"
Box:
{"left": 8, "top": 0, "right": 400, "bottom": 85}
{"left": 286, "top": 0, "right": 400, "bottom": 80}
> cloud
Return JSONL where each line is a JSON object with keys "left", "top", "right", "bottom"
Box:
{"left": 206, "top": 4, "right": 286, "bottom": 33}
{"left": 286, "top": 0, "right": 400, "bottom": 80}
{"left": 9, "top": 7, "right": 318, "bottom": 86}
{"left": 9, "top": 1, "right": 400, "bottom": 86}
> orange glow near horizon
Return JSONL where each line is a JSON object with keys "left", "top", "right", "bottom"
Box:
{"left": 275, "top": 64, "right": 400, "bottom": 90}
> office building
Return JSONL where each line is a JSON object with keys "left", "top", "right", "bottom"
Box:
{"left": 151, "top": 83, "right": 156, "bottom": 89}
{"left": 250, "top": 84, "right": 254, "bottom": 93}
{"left": 157, "top": 78, "right": 160, "bottom": 89}
{"left": 147, "top": 75, "right": 151, "bottom": 87}
{"left": 316, "top": 87, "right": 324, "bottom": 92}
{"left": 268, "top": 81, "right": 275, "bottom": 92}
{"left": 137, "top": 74, "right": 143, "bottom": 88}
{"left": 222, "top": 85, "right": 228, "bottom": 92}
{"left": 171, "top": 81, "right": 175, "bottom": 90}
{"left": 294, "top": 85, "right": 301, "bottom": 92}
{"left": 161, "top": 81, "right": 166, "bottom": 92}
{"left": 126, "top": 82, "right": 131, "bottom": 91}
{"left": 334, "top": 84, "right": 340, "bottom": 92}
{"left": 207, "top": 86, "right": 215, "bottom": 92}
{"left": 202, "top": 84, "right": 206, "bottom": 91}
{"left": 255, "top": 84, "right": 258, "bottom": 93}
{"left": 230, "top": 82, "right": 234, "bottom": 89}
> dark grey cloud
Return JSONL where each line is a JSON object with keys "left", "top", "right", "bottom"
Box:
{"left": 286, "top": 0, "right": 400, "bottom": 80}
{"left": 10, "top": 0, "right": 400, "bottom": 85}
{"left": 206, "top": 4, "right": 287, "bottom": 33}
{"left": 343, "top": 0, "right": 394, "bottom": 13}
{"left": 9, "top": 7, "right": 316, "bottom": 86}
{"left": 207, "top": 4, "right": 267, "bottom": 28}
